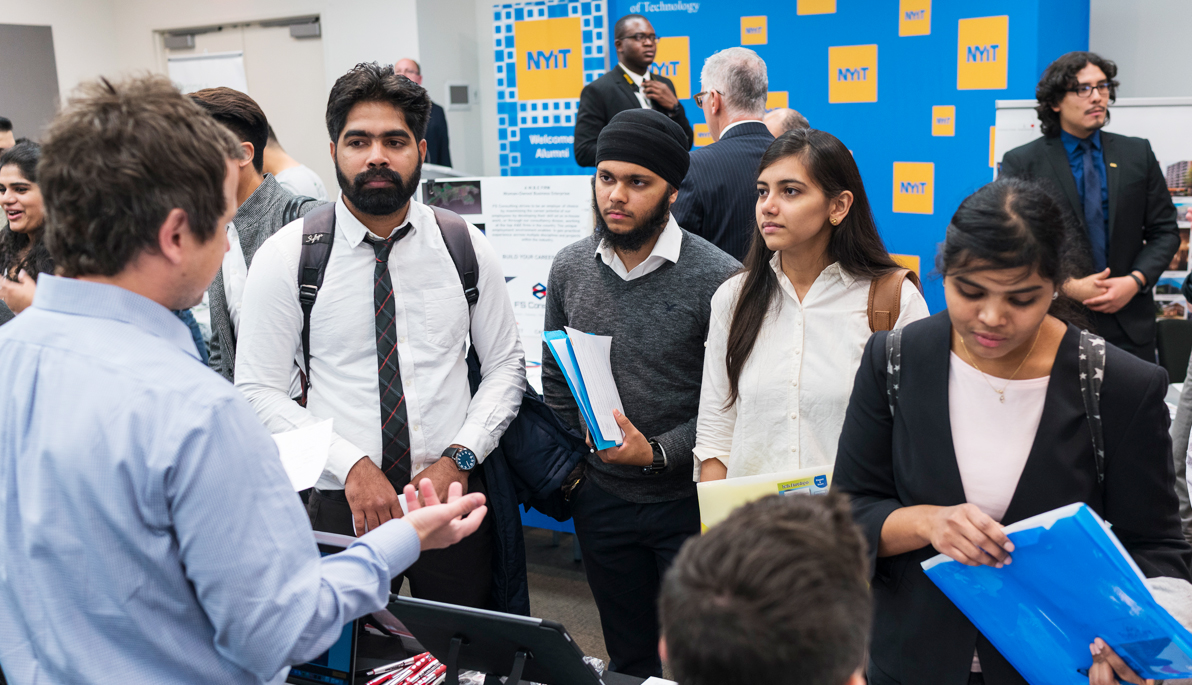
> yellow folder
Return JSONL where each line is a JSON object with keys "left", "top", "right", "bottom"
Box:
{"left": 696, "top": 465, "right": 834, "bottom": 532}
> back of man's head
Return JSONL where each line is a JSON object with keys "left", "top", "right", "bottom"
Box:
{"left": 0, "top": 117, "right": 12, "bottom": 133}
{"left": 700, "top": 47, "right": 768, "bottom": 119}
{"left": 189, "top": 87, "right": 269, "bottom": 174}
{"left": 764, "top": 107, "right": 811, "bottom": 137}
{"left": 660, "top": 493, "right": 871, "bottom": 685}
{"left": 40, "top": 75, "right": 241, "bottom": 278}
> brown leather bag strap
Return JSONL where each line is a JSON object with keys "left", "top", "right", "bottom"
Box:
{"left": 867, "top": 268, "right": 922, "bottom": 332}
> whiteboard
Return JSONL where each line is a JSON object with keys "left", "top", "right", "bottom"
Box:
{"left": 167, "top": 51, "right": 248, "bottom": 95}
{"left": 994, "top": 97, "right": 1192, "bottom": 180}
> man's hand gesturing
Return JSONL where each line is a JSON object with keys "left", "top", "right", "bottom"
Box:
{"left": 403, "top": 478, "right": 488, "bottom": 551}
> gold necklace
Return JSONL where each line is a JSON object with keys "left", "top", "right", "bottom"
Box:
{"left": 957, "top": 326, "right": 1043, "bottom": 404}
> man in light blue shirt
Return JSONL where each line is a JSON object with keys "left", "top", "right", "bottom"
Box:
{"left": 0, "top": 74, "right": 487, "bottom": 684}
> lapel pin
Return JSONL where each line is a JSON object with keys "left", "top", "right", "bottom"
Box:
{"left": 1109, "top": 162, "right": 1117, "bottom": 168}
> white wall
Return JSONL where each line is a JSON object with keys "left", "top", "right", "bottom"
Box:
{"left": 1090, "top": 0, "right": 1192, "bottom": 98}
{"left": 473, "top": 0, "right": 502, "bottom": 176}
{"left": 415, "top": 0, "right": 484, "bottom": 175}
{"left": 0, "top": 0, "right": 121, "bottom": 101}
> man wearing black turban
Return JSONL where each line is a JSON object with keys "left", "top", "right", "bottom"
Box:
{"left": 541, "top": 108, "right": 741, "bottom": 678}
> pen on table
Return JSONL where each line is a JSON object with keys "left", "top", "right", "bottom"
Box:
{"left": 367, "top": 654, "right": 421, "bottom": 677}
{"left": 368, "top": 654, "right": 432, "bottom": 685}
{"left": 411, "top": 664, "right": 446, "bottom": 685}
{"left": 396, "top": 659, "right": 439, "bottom": 685}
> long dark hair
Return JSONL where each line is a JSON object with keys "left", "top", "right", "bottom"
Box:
{"left": 937, "top": 176, "right": 1086, "bottom": 325}
{"left": 724, "top": 128, "right": 901, "bottom": 404}
{"left": 1034, "top": 51, "right": 1119, "bottom": 138}
{"left": 0, "top": 141, "right": 53, "bottom": 282}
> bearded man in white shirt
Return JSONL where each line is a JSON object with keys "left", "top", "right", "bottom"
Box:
{"left": 235, "top": 63, "right": 526, "bottom": 609}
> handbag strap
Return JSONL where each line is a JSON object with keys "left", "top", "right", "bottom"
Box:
{"left": 1079, "top": 330, "right": 1107, "bottom": 483}
{"left": 868, "top": 268, "right": 922, "bottom": 332}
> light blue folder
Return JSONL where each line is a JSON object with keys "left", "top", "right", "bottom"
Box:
{"left": 542, "top": 330, "right": 618, "bottom": 450}
{"left": 922, "top": 503, "right": 1192, "bottom": 683}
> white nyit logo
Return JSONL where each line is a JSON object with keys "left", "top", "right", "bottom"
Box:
{"left": 629, "top": 1, "right": 700, "bottom": 13}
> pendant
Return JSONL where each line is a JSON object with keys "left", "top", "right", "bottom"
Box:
{"left": 998, "top": 393, "right": 1005, "bottom": 403}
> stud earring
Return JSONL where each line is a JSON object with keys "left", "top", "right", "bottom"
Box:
{"left": 829, "top": 217, "right": 839, "bottom": 225}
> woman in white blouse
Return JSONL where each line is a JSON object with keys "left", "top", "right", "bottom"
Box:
{"left": 695, "top": 128, "right": 929, "bottom": 481}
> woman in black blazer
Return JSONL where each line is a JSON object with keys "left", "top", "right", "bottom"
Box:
{"left": 833, "top": 177, "right": 1191, "bottom": 685}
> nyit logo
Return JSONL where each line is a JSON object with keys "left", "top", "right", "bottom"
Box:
{"left": 898, "top": 0, "right": 930, "bottom": 36}
{"left": 532, "top": 283, "right": 547, "bottom": 300}
{"left": 526, "top": 49, "right": 572, "bottom": 70}
{"left": 931, "top": 105, "right": 955, "bottom": 136}
{"left": 740, "top": 16, "right": 767, "bottom": 45}
{"left": 828, "top": 45, "right": 877, "bottom": 103}
{"left": 957, "top": 15, "right": 1008, "bottom": 90}
{"left": 893, "top": 162, "right": 934, "bottom": 215}
{"left": 514, "top": 17, "right": 584, "bottom": 99}
{"left": 650, "top": 37, "right": 690, "bottom": 99}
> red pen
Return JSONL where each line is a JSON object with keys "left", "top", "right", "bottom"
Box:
{"left": 411, "top": 664, "right": 446, "bottom": 685}
{"left": 368, "top": 654, "right": 432, "bottom": 685}
{"left": 366, "top": 655, "right": 420, "bottom": 677}
{"left": 397, "top": 659, "right": 438, "bottom": 685}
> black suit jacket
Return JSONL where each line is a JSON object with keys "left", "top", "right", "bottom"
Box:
{"left": 425, "top": 102, "right": 452, "bottom": 167}
{"left": 572, "top": 64, "right": 693, "bottom": 168}
{"left": 671, "top": 121, "right": 773, "bottom": 260}
{"left": 1000, "top": 132, "right": 1179, "bottom": 347}
{"left": 833, "top": 312, "right": 1191, "bottom": 685}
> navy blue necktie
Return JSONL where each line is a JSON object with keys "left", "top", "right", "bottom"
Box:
{"left": 1079, "top": 138, "right": 1108, "bottom": 272}
{"left": 370, "top": 226, "right": 413, "bottom": 489}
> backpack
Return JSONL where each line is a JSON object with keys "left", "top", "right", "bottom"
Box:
{"left": 885, "top": 327, "right": 1107, "bottom": 482}
{"left": 867, "top": 268, "right": 922, "bottom": 332}
{"left": 294, "top": 202, "right": 589, "bottom": 519}
{"left": 281, "top": 194, "right": 318, "bottom": 226}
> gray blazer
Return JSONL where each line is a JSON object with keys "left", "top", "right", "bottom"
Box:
{"left": 208, "top": 173, "right": 327, "bottom": 381}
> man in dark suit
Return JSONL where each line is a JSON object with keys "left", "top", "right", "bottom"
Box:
{"left": 572, "top": 14, "right": 692, "bottom": 168}
{"left": 671, "top": 47, "right": 773, "bottom": 260}
{"left": 1000, "top": 51, "right": 1178, "bottom": 362}
{"left": 395, "top": 58, "right": 452, "bottom": 167}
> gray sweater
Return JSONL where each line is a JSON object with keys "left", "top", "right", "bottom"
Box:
{"left": 542, "top": 230, "right": 739, "bottom": 503}
{"left": 208, "top": 174, "right": 326, "bottom": 381}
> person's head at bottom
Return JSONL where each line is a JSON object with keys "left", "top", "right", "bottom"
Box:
{"left": 659, "top": 493, "right": 871, "bottom": 685}
{"left": 592, "top": 108, "right": 690, "bottom": 255}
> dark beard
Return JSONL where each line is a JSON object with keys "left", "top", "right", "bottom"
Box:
{"left": 591, "top": 179, "right": 671, "bottom": 253}
{"left": 336, "top": 157, "right": 422, "bottom": 216}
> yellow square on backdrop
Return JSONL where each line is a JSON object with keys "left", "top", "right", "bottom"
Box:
{"left": 893, "top": 162, "right": 934, "bottom": 214}
{"left": 957, "top": 15, "right": 1008, "bottom": 90}
{"left": 932, "top": 106, "right": 955, "bottom": 136}
{"left": 651, "top": 36, "right": 690, "bottom": 99}
{"left": 798, "top": 0, "right": 836, "bottom": 15}
{"left": 766, "top": 91, "right": 789, "bottom": 110}
{"left": 693, "top": 124, "right": 712, "bottom": 147}
{"left": 899, "top": 0, "right": 931, "bottom": 36}
{"left": 829, "top": 45, "right": 878, "bottom": 103}
{"left": 741, "top": 16, "right": 767, "bottom": 45}
{"left": 514, "top": 17, "right": 585, "bottom": 100}
{"left": 989, "top": 126, "right": 997, "bottom": 167}
{"left": 891, "top": 254, "right": 922, "bottom": 275}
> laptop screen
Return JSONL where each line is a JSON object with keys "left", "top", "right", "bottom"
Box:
{"left": 287, "top": 534, "right": 359, "bottom": 685}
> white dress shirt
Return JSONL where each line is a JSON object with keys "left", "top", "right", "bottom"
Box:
{"left": 222, "top": 221, "right": 249, "bottom": 333}
{"left": 620, "top": 62, "right": 653, "bottom": 110}
{"left": 716, "top": 120, "right": 764, "bottom": 139}
{"left": 695, "top": 255, "right": 930, "bottom": 478}
{"left": 236, "top": 198, "right": 526, "bottom": 490}
{"left": 595, "top": 214, "right": 682, "bottom": 280}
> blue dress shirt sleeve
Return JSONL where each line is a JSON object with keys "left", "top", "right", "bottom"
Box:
{"left": 166, "top": 394, "right": 420, "bottom": 678}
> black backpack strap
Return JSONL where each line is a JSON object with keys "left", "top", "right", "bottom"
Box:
{"left": 431, "top": 206, "right": 480, "bottom": 309}
{"left": 886, "top": 327, "right": 904, "bottom": 418}
{"left": 1079, "top": 330, "right": 1107, "bottom": 483}
{"left": 282, "top": 195, "right": 317, "bottom": 226}
{"left": 297, "top": 203, "right": 337, "bottom": 405}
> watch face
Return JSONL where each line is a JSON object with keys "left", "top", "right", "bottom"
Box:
{"left": 454, "top": 448, "right": 477, "bottom": 471}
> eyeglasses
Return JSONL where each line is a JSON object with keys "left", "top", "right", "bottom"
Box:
{"left": 1069, "top": 82, "right": 1112, "bottom": 99}
{"left": 693, "top": 90, "right": 718, "bottom": 107}
{"left": 624, "top": 32, "right": 657, "bottom": 43}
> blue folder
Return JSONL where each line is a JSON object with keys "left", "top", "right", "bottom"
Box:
{"left": 542, "top": 330, "right": 618, "bottom": 450}
{"left": 922, "top": 503, "right": 1192, "bottom": 683}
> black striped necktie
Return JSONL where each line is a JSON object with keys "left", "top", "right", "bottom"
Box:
{"left": 369, "top": 225, "right": 413, "bottom": 489}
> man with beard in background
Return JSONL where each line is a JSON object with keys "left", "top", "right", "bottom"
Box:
{"left": 235, "top": 63, "right": 525, "bottom": 608}
{"left": 541, "top": 108, "right": 739, "bottom": 678}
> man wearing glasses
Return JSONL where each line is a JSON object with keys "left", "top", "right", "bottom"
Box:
{"left": 1001, "top": 51, "right": 1178, "bottom": 364}
{"left": 573, "top": 14, "right": 693, "bottom": 167}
